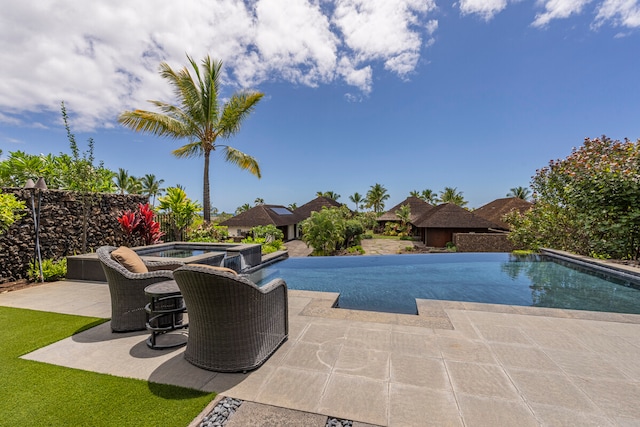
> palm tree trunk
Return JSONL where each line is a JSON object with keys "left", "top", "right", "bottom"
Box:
{"left": 203, "top": 149, "right": 211, "bottom": 222}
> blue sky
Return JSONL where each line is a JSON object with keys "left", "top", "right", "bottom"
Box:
{"left": 1, "top": 0, "right": 639, "bottom": 214}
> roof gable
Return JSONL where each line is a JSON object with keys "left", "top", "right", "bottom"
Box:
{"left": 377, "top": 196, "right": 434, "bottom": 222}
{"left": 414, "top": 203, "right": 500, "bottom": 229}
{"left": 220, "top": 204, "right": 300, "bottom": 227}
{"left": 294, "top": 196, "right": 344, "bottom": 220}
{"left": 474, "top": 197, "right": 533, "bottom": 230}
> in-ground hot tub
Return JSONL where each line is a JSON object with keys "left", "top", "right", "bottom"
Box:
{"left": 66, "top": 242, "right": 264, "bottom": 282}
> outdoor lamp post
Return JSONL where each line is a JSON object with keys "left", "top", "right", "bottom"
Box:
{"left": 24, "top": 177, "right": 47, "bottom": 282}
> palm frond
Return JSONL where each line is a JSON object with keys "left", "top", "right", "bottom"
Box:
{"left": 223, "top": 146, "right": 261, "bottom": 178}
{"left": 218, "top": 91, "right": 264, "bottom": 138}
{"left": 118, "top": 110, "right": 190, "bottom": 139}
{"left": 171, "top": 141, "right": 204, "bottom": 159}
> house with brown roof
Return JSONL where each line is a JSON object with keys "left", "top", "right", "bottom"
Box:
{"left": 473, "top": 197, "right": 533, "bottom": 230}
{"left": 294, "top": 196, "right": 345, "bottom": 221}
{"left": 220, "top": 204, "right": 301, "bottom": 241}
{"left": 413, "top": 203, "right": 501, "bottom": 247}
{"left": 377, "top": 196, "right": 434, "bottom": 229}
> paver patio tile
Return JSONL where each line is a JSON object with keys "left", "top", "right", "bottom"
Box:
{"left": 299, "top": 322, "right": 348, "bottom": 345}
{"left": 473, "top": 324, "right": 533, "bottom": 344}
{"left": 317, "top": 374, "right": 388, "bottom": 426}
{"left": 281, "top": 341, "right": 341, "bottom": 373}
{"left": 457, "top": 394, "right": 539, "bottom": 427}
{"left": 390, "top": 353, "right": 449, "bottom": 389}
{"left": 489, "top": 343, "right": 561, "bottom": 372}
{"left": 507, "top": 369, "right": 597, "bottom": 412}
{"left": 388, "top": 383, "right": 462, "bottom": 427}
{"left": 571, "top": 376, "right": 640, "bottom": 419}
{"left": 334, "top": 346, "right": 389, "bottom": 381}
{"left": 521, "top": 328, "right": 589, "bottom": 351}
{"left": 255, "top": 366, "right": 329, "bottom": 413}
{"left": 446, "top": 361, "right": 520, "bottom": 399}
{"left": 543, "top": 348, "right": 628, "bottom": 380}
{"left": 529, "top": 403, "right": 615, "bottom": 427}
{"left": 437, "top": 336, "right": 496, "bottom": 364}
{"left": 344, "top": 327, "right": 392, "bottom": 352}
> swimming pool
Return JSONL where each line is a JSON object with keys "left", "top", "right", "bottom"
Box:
{"left": 248, "top": 253, "right": 640, "bottom": 315}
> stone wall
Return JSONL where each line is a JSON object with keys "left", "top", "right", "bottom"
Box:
{"left": 0, "top": 188, "right": 147, "bottom": 282}
{"left": 454, "top": 232, "right": 522, "bottom": 252}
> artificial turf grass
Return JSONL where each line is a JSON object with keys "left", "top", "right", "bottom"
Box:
{"left": 0, "top": 306, "right": 215, "bottom": 426}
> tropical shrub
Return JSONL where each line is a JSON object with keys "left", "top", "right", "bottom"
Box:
{"left": 188, "top": 223, "right": 229, "bottom": 242}
{"left": 0, "top": 193, "right": 26, "bottom": 235}
{"left": 300, "top": 206, "right": 365, "bottom": 256}
{"left": 242, "top": 225, "right": 284, "bottom": 254}
{"left": 158, "top": 187, "right": 201, "bottom": 240}
{"left": 506, "top": 136, "right": 640, "bottom": 260}
{"left": 117, "top": 203, "right": 164, "bottom": 245}
{"left": 28, "top": 258, "right": 67, "bottom": 282}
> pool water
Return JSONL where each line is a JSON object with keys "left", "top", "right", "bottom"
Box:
{"left": 143, "top": 249, "right": 210, "bottom": 258}
{"left": 248, "top": 253, "right": 640, "bottom": 315}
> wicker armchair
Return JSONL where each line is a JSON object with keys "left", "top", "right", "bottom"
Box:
{"left": 97, "top": 246, "right": 183, "bottom": 332}
{"left": 173, "top": 264, "right": 288, "bottom": 372}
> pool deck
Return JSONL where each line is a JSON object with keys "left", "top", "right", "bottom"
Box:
{"left": 2, "top": 276, "right": 640, "bottom": 426}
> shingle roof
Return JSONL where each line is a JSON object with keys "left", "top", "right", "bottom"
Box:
{"left": 414, "top": 203, "right": 501, "bottom": 229}
{"left": 220, "top": 205, "right": 301, "bottom": 227}
{"left": 377, "top": 196, "right": 434, "bottom": 223}
{"left": 294, "top": 196, "right": 344, "bottom": 220}
{"left": 473, "top": 197, "right": 533, "bottom": 230}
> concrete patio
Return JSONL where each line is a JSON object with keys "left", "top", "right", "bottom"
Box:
{"left": 2, "top": 279, "right": 640, "bottom": 426}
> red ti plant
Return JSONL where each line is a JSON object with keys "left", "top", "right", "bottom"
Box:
{"left": 117, "top": 203, "right": 164, "bottom": 245}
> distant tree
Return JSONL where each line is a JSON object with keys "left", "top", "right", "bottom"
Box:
{"left": 254, "top": 197, "right": 264, "bottom": 206}
{"left": 349, "top": 192, "right": 364, "bottom": 212}
{"left": 438, "top": 187, "right": 467, "bottom": 207}
{"left": 287, "top": 202, "right": 298, "bottom": 211}
{"left": 141, "top": 174, "right": 165, "bottom": 206}
{"left": 114, "top": 168, "right": 131, "bottom": 195}
{"left": 365, "top": 183, "right": 390, "bottom": 214}
{"left": 396, "top": 204, "right": 412, "bottom": 236}
{"left": 158, "top": 187, "right": 201, "bottom": 240}
{"left": 235, "top": 203, "right": 251, "bottom": 215}
{"left": 507, "top": 186, "right": 531, "bottom": 200}
{"left": 316, "top": 191, "right": 341, "bottom": 201}
{"left": 410, "top": 189, "right": 437, "bottom": 204}
{"left": 119, "top": 54, "right": 264, "bottom": 222}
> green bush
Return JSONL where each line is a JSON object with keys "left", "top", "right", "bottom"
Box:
{"left": 28, "top": 258, "right": 67, "bottom": 282}
{"left": 0, "top": 193, "right": 26, "bottom": 235}
{"left": 189, "top": 223, "right": 229, "bottom": 242}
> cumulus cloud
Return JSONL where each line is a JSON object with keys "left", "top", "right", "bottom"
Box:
{"left": 532, "top": 0, "right": 595, "bottom": 27}
{"left": 0, "top": 0, "right": 438, "bottom": 130}
{"left": 459, "top": 0, "right": 510, "bottom": 20}
{"left": 594, "top": 0, "right": 640, "bottom": 28}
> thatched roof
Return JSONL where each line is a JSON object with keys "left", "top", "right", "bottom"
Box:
{"left": 414, "top": 203, "right": 500, "bottom": 229}
{"left": 377, "top": 196, "right": 434, "bottom": 223}
{"left": 294, "top": 196, "right": 344, "bottom": 220}
{"left": 220, "top": 205, "right": 300, "bottom": 227}
{"left": 474, "top": 197, "right": 533, "bottom": 230}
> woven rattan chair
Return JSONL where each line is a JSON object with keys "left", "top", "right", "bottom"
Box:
{"left": 97, "top": 246, "right": 183, "bottom": 332}
{"left": 173, "top": 264, "right": 288, "bottom": 372}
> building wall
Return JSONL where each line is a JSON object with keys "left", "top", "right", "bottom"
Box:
{"left": 0, "top": 188, "right": 147, "bottom": 282}
{"left": 227, "top": 226, "right": 253, "bottom": 238}
{"left": 454, "top": 232, "right": 521, "bottom": 252}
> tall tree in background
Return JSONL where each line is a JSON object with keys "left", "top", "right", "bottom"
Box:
{"left": 507, "top": 186, "right": 531, "bottom": 200}
{"left": 119, "top": 55, "right": 264, "bottom": 222}
{"left": 409, "top": 189, "right": 437, "bottom": 204}
{"left": 317, "top": 191, "right": 341, "bottom": 201}
{"left": 366, "top": 183, "right": 390, "bottom": 214}
{"left": 141, "top": 174, "right": 165, "bottom": 206}
{"left": 349, "top": 192, "right": 364, "bottom": 212}
{"left": 438, "top": 187, "right": 467, "bottom": 207}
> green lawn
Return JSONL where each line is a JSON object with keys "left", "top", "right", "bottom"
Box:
{"left": 0, "top": 306, "right": 215, "bottom": 426}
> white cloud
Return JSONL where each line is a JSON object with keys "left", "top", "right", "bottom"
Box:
{"left": 594, "top": 0, "right": 640, "bottom": 28}
{"left": 0, "top": 0, "right": 438, "bottom": 130}
{"left": 532, "top": 0, "right": 594, "bottom": 27}
{"left": 459, "top": 0, "right": 509, "bottom": 20}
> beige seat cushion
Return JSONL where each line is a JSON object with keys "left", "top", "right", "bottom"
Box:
{"left": 190, "top": 264, "right": 239, "bottom": 276}
{"left": 111, "top": 246, "right": 148, "bottom": 273}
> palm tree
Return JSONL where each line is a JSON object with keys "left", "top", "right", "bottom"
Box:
{"left": 365, "top": 183, "right": 390, "bottom": 214}
{"left": 349, "top": 192, "right": 364, "bottom": 212}
{"left": 254, "top": 197, "right": 264, "bottom": 206}
{"left": 118, "top": 55, "right": 264, "bottom": 222}
{"left": 507, "top": 186, "right": 531, "bottom": 200}
{"left": 438, "top": 187, "right": 468, "bottom": 207}
{"left": 287, "top": 202, "right": 298, "bottom": 211}
{"left": 235, "top": 203, "right": 251, "bottom": 215}
{"left": 114, "top": 168, "right": 131, "bottom": 194}
{"left": 140, "top": 174, "right": 165, "bottom": 206}
{"left": 421, "top": 189, "right": 438, "bottom": 204}
{"left": 316, "top": 191, "right": 340, "bottom": 201}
